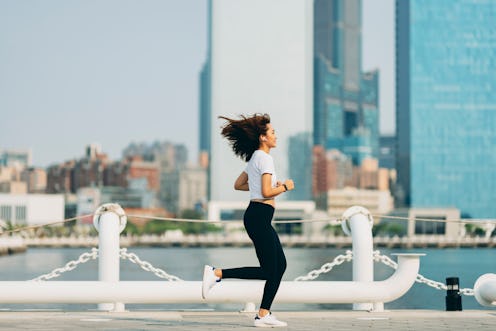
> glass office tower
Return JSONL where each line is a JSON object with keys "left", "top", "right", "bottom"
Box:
{"left": 396, "top": 0, "right": 496, "bottom": 218}
{"left": 314, "top": 0, "right": 379, "bottom": 165}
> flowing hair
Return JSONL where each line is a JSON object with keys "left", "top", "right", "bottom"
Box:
{"left": 219, "top": 113, "right": 271, "bottom": 162}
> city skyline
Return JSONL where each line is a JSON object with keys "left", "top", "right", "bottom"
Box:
{"left": 0, "top": 0, "right": 395, "bottom": 168}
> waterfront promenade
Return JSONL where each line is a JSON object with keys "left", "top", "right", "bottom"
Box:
{"left": 0, "top": 310, "right": 495, "bottom": 330}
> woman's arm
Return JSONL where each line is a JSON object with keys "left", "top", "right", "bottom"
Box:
{"left": 234, "top": 171, "right": 249, "bottom": 191}
{"left": 261, "top": 174, "right": 294, "bottom": 198}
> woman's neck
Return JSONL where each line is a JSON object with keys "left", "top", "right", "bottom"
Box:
{"left": 259, "top": 145, "right": 270, "bottom": 154}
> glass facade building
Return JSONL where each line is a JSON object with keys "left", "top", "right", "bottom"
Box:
{"left": 288, "top": 132, "right": 313, "bottom": 201}
{"left": 314, "top": 0, "right": 379, "bottom": 165}
{"left": 379, "top": 135, "right": 396, "bottom": 170}
{"left": 396, "top": 0, "right": 496, "bottom": 218}
{"left": 199, "top": 2, "right": 212, "bottom": 157}
{"left": 199, "top": 63, "right": 211, "bottom": 155}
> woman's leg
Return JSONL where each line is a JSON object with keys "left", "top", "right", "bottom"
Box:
{"left": 258, "top": 226, "right": 286, "bottom": 310}
{"left": 219, "top": 202, "right": 287, "bottom": 312}
{"left": 221, "top": 202, "right": 272, "bottom": 280}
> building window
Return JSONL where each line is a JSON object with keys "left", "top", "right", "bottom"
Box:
{"left": 415, "top": 218, "right": 446, "bottom": 235}
{"left": 0, "top": 205, "right": 12, "bottom": 222}
{"left": 15, "top": 206, "right": 26, "bottom": 222}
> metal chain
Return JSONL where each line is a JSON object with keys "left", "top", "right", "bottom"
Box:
{"left": 119, "top": 248, "right": 183, "bottom": 281}
{"left": 30, "top": 248, "right": 98, "bottom": 281}
{"left": 373, "top": 250, "right": 474, "bottom": 296}
{"left": 294, "top": 250, "right": 353, "bottom": 281}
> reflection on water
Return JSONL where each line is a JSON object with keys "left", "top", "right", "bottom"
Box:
{"left": 0, "top": 247, "right": 493, "bottom": 311}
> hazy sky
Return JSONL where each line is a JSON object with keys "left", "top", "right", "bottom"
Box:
{"left": 0, "top": 0, "right": 394, "bottom": 167}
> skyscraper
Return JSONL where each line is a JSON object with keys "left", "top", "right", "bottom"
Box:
{"left": 313, "top": 0, "right": 379, "bottom": 165}
{"left": 200, "top": 0, "right": 314, "bottom": 201}
{"left": 199, "top": 1, "right": 212, "bottom": 158}
{"left": 288, "top": 132, "right": 313, "bottom": 200}
{"left": 396, "top": 0, "right": 496, "bottom": 218}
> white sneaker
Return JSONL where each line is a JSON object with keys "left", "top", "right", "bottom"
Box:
{"left": 202, "top": 265, "right": 220, "bottom": 299}
{"left": 254, "top": 313, "right": 288, "bottom": 328}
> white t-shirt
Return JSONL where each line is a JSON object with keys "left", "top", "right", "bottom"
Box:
{"left": 244, "top": 150, "right": 277, "bottom": 200}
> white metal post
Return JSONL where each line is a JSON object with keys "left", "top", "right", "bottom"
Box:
{"left": 342, "top": 206, "right": 374, "bottom": 311}
{"left": 94, "top": 204, "right": 127, "bottom": 312}
{"left": 474, "top": 273, "right": 496, "bottom": 307}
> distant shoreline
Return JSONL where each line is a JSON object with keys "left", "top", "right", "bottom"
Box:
{"left": 0, "top": 237, "right": 27, "bottom": 256}
{"left": 11, "top": 234, "right": 496, "bottom": 249}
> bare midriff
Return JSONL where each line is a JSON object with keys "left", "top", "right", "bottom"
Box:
{"left": 250, "top": 198, "right": 275, "bottom": 207}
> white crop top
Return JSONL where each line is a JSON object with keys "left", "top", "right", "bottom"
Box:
{"left": 244, "top": 150, "right": 277, "bottom": 200}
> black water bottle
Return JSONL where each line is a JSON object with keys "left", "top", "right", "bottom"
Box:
{"left": 445, "top": 277, "right": 462, "bottom": 311}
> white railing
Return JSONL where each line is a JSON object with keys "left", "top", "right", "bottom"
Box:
{"left": 0, "top": 204, "right": 423, "bottom": 312}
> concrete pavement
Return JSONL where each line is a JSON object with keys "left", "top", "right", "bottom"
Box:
{"left": 0, "top": 310, "right": 495, "bottom": 330}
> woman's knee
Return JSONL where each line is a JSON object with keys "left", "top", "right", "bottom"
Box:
{"left": 261, "top": 263, "right": 277, "bottom": 278}
{"left": 267, "top": 256, "right": 285, "bottom": 280}
{"left": 278, "top": 258, "right": 287, "bottom": 276}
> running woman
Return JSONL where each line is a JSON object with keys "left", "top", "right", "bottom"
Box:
{"left": 202, "top": 113, "right": 294, "bottom": 328}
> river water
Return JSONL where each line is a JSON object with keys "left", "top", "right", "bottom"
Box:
{"left": 0, "top": 247, "right": 494, "bottom": 311}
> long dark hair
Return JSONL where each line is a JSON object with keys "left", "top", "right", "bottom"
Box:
{"left": 219, "top": 113, "right": 271, "bottom": 161}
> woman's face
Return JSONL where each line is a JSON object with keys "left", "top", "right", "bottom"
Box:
{"left": 262, "top": 123, "right": 277, "bottom": 148}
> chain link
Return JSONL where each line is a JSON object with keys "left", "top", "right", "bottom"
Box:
{"left": 119, "top": 248, "right": 183, "bottom": 281}
{"left": 30, "top": 248, "right": 98, "bottom": 281}
{"left": 373, "top": 250, "right": 474, "bottom": 296}
{"left": 294, "top": 250, "right": 353, "bottom": 281}
{"left": 460, "top": 288, "right": 475, "bottom": 296}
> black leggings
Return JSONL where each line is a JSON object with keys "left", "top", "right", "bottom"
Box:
{"left": 222, "top": 201, "right": 287, "bottom": 310}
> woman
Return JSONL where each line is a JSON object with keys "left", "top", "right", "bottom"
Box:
{"left": 202, "top": 113, "right": 294, "bottom": 328}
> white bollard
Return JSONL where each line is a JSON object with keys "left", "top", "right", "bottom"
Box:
{"left": 93, "top": 203, "right": 127, "bottom": 312}
{"left": 342, "top": 206, "right": 374, "bottom": 311}
{"left": 474, "top": 273, "right": 496, "bottom": 307}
